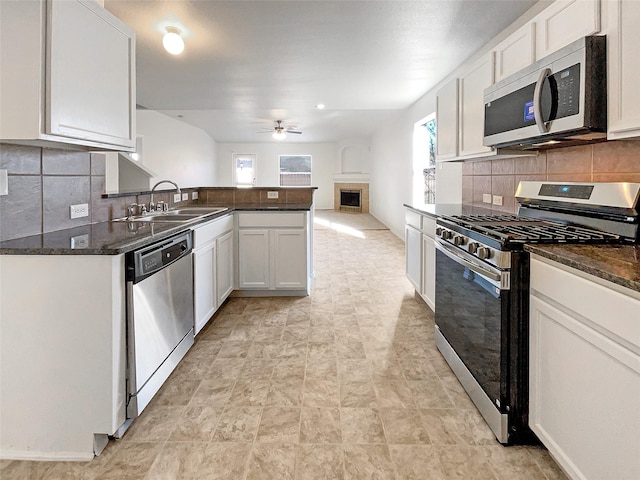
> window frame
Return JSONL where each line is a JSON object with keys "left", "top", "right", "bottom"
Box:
{"left": 233, "top": 153, "right": 257, "bottom": 187}
{"left": 278, "top": 154, "right": 312, "bottom": 187}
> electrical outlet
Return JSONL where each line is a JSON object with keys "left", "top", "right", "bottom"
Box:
{"left": 70, "top": 234, "right": 89, "bottom": 249}
{"left": 482, "top": 194, "right": 492, "bottom": 204}
{"left": 192, "top": 191, "right": 198, "bottom": 200}
{"left": 492, "top": 195, "right": 503, "bottom": 206}
{"left": 267, "top": 191, "right": 279, "bottom": 199}
{"left": 173, "top": 193, "right": 181, "bottom": 203}
{"left": 70, "top": 203, "right": 89, "bottom": 219}
{"left": 182, "top": 193, "right": 189, "bottom": 201}
{"left": 0, "top": 169, "right": 7, "bottom": 196}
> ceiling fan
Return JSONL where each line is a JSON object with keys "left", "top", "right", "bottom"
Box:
{"left": 261, "top": 120, "right": 302, "bottom": 140}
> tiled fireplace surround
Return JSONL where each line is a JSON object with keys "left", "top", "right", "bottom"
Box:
{"left": 462, "top": 139, "right": 640, "bottom": 213}
{"left": 1, "top": 140, "right": 640, "bottom": 241}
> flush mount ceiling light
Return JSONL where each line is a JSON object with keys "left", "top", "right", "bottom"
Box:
{"left": 163, "top": 27, "right": 184, "bottom": 55}
{"left": 315, "top": 104, "right": 326, "bottom": 110}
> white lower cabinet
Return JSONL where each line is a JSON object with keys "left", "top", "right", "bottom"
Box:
{"left": 421, "top": 233, "right": 436, "bottom": 311}
{"left": 529, "top": 256, "right": 640, "bottom": 480}
{"left": 237, "top": 212, "right": 309, "bottom": 294}
{"left": 405, "top": 224, "right": 422, "bottom": 291}
{"left": 192, "top": 214, "right": 234, "bottom": 335}
{"left": 405, "top": 209, "right": 436, "bottom": 311}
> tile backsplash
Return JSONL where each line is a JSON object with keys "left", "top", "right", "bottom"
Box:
{"left": 462, "top": 139, "right": 640, "bottom": 213}
{"left": 0, "top": 143, "right": 316, "bottom": 242}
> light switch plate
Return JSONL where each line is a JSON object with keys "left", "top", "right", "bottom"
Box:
{"left": 70, "top": 203, "right": 89, "bottom": 219}
{"left": 0, "top": 169, "right": 7, "bottom": 196}
{"left": 173, "top": 193, "right": 181, "bottom": 203}
{"left": 267, "top": 191, "right": 279, "bottom": 199}
{"left": 482, "top": 193, "right": 492, "bottom": 204}
{"left": 492, "top": 195, "right": 503, "bottom": 206}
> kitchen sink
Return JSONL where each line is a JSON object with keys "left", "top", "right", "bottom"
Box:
{"left": 112, "top": 207, "right": 228, "bottom": 223}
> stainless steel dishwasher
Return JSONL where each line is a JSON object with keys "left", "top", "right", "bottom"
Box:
{"left": 123, "top": 230, "right": 194, "bottom": 427}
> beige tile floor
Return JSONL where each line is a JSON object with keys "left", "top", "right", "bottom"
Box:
{"left": 0, "top": 215, "right": 568, "bottom": 480}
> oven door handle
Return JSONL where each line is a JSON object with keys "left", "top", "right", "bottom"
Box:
{"left": 435, "top": 239, "right": 504, "bottom": 287}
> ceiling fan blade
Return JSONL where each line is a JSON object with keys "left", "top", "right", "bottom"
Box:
{"left": 286, "top": 129, "right": 302, "bottom": 134}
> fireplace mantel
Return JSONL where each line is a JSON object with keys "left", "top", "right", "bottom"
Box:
{"left": 332, "top": 173, "right": 370, "bottom": 183}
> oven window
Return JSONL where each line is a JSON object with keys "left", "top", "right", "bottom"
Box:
{"left": 435, "top": 250, "right": 506, "bottom": 405}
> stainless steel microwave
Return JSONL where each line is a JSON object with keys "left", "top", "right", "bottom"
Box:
{"left": 483, "top": 36, "right": 607, "bottom": 150}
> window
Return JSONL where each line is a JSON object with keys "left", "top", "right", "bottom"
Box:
{"left": 233, "top": 154, "right": 256, "bottom": 187}
{"left": 279, "top": 155, "right": 311, "bottom": 187}
{"left": 412, "top": 114, "right": 436, "bottom": 204}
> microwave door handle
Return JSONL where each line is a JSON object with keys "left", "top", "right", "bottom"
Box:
{"left": 533, "top": 67, "right": 552, "bottom": 133}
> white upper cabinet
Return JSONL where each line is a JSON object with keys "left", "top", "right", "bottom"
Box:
{"left": 435, "top": 78, "right": 459, "bottom": 162}
{"left": 458, "top": 53, "right": 495, "bottom": 159}
{"left": 494, "top": 23, "right": 536, "bottom": 82}
{"left": 606, "top": 0, "right": 640, "bottom": 140}
{"left": 534, "top": 0, "right": 601, "bottom": 60}
{"left": 0, "top": 0, "right": 135, "bottom": 151}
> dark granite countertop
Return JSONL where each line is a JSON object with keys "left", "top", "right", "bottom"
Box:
{"left": 404, "top": 203, "right": 495, "bottom": 219}
{"left": 0, "top": 204, "right": 312, "bottom": 255}
{"left": 525, "top": 244, "right": 640, "bottom": 294}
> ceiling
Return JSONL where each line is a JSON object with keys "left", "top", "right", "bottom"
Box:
{"left": 104, "top": 0, "right": 539, "bottom": 144}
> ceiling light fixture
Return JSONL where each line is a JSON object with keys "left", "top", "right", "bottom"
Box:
{"left": 272, "top": 131, "right": 287, "bottom": 140}
{"left": 316, "top": 104, "right": 325, "bottom": 110}
{"left": 163, "top": 27, "right": 184, "bottom": 55}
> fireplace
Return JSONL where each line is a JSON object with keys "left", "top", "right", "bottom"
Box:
{"left": 333, "top": 181, "right": 369, "bottom": 213}
{"left": 340, "top": 189, "right": 361, "bottom": 212}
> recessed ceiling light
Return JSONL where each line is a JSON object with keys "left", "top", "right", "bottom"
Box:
{"left": 315, "top": 104, "right": 325, "bottom": 110}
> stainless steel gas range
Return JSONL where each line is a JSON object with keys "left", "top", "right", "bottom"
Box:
{"left": 434, "top": 181, "right": 640, "bottom": 445}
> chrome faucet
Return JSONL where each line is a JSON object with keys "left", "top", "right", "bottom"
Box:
{"left": 150, "top": 180, "right": 181, "bottom": 211}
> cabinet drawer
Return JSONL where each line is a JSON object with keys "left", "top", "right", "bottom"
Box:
{"left": 531, "top": 257, "right": 640, "bottom": 350}
{"left": 405, "top": 210, "right": 422, "bottom": 230}
{"left": 238, "top": 212, "right": 305, "bottom": 228}
{"left": 192, "top": 214, "right": 233, "bottom": 249}
{"left": 421, "top": 216, "right": 436, "bottom": 237}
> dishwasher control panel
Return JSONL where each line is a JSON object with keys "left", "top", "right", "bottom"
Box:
{"left": 127, "top": 231, "right": 193, "bottom": 283}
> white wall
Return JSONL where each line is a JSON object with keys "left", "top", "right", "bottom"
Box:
{"left": 136, "top": 110, "right": 217, "bottom": 189}
{"left": 368, "top": 1, "right": 546, "bottom": 239}
{"left": 215, "top": 142, "right": 337, "bottom": 209}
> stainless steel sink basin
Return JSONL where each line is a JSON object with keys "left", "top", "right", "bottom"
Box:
{"left": 112, "top": 207, "right": 228, "bottom": 223}
{"left": 167, "top": 207, "right": 228, "bottom": 215}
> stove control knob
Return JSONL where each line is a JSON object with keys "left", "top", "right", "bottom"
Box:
{"left": 442, "top": 230, "right": 453, "bottom": 240}
{"left": 435, "top": 227, "right": 443, "bottom": 237}
{"left": 477, "top": 247, "right": 492, "bottom": 260}
{"left": 468, "top": 242, "right": 479, "bottom": 254}
{"left": 453, "top": 235, "right": 467, "bottom": 246}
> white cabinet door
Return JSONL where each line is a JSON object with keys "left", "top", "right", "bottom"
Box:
{"left": 421, "top": 234, "right": 436, "bottom": 311}
{"left": 47, "top": 0, "right": 135, "bottom": 147}
{"left": 494, "top": 23, "right": 535, "bottom": 82}
{"left": 193, "top": 242, "right": 216, "bottom": 335}
{"left": 530, "top": 296, "right": 640, "bottom": 480}
{"left": 0, "top": 0, "right": 135, "bottom": 151}
{"left": 606, "top": 0, "right": 640, "bottom": 140}
{"left": 238, "top": 229, "right": 270, "bottom": 289}
{"left": 272, "top": 229, "right": 307, "bottom": 289}
{"left": 435, "top": 78, "right": 459, "bottom": 161}
{"left": 458, "top": 53, "right": 495, "bottom": 159}
{"left": 535, "top": 0, "right": 600, "bottom": 60}
{"left": 405, "top": 224, "right": 422, "bottom": 291}
{"left": 216, "top": 230, "right": 234, "bottom": 304}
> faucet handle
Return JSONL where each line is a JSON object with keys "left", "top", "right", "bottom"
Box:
{"left": 127, "top": 203, "right": 137, "bottom": 218}
{"left": 138, "top": 203, "right": 147, "bottom": 215}
{"left": 149, "top": 200, "right": 155, "bottom": 212}
{"left": 156, "top": 201, "right": 166, "bottom": 212}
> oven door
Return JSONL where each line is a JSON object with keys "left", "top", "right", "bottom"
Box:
{"left": 434, "top": 239, "right": 511, "bottom": 442}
